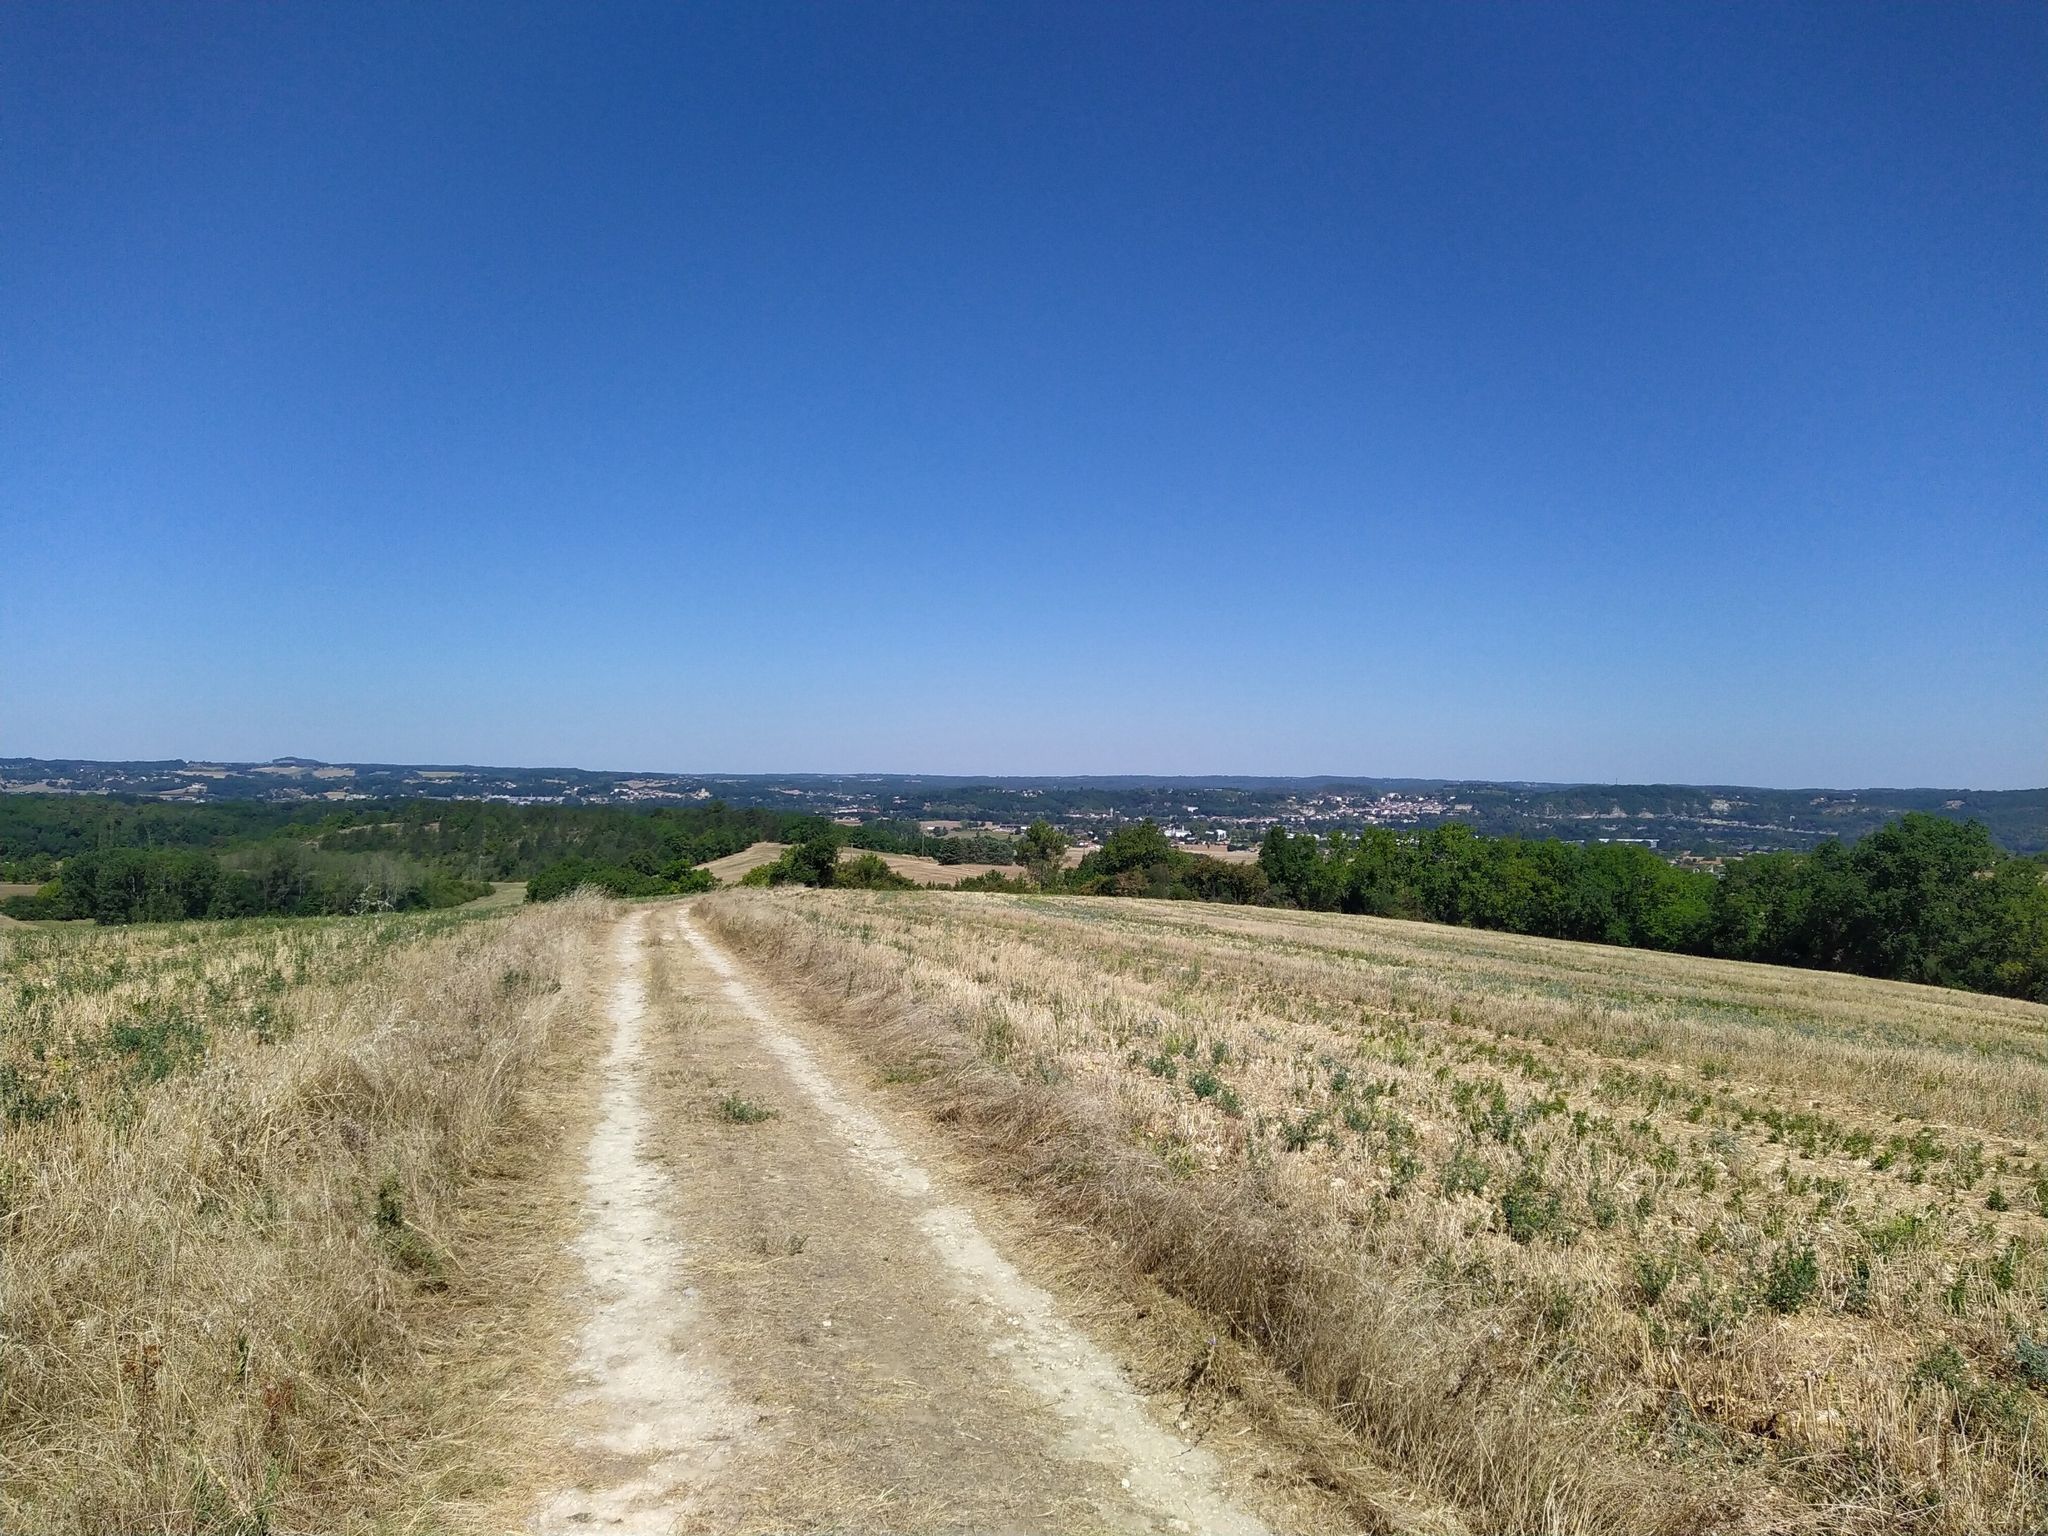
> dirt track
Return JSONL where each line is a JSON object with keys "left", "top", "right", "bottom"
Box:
{"left": 527, "top": 903, "right": 1351, "bottom": 1534}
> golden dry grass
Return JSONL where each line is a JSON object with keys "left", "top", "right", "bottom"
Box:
{"left": 699, "top": 842, "right": 1018, "bottom": 887}
{"left": 700, "top": 890, "right": 2048, "bottom": 1536}
{"left": 855, "top": 850, "right": 1013, "bottom": 885}
{"left": 699, "top": 842, "right": 789, "bottom": 883}
{"left": 0, "top": 897, "right": 609, "bottom": 1532}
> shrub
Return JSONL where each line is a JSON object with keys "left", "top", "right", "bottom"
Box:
{"left": 2014, "top": 1336, "right": 2048, "bottom": 1388}
{"left": 716, "top": 1093, "right": 776, "bottom": 1124}
{"left": 106, "top": 1007, "right": 206, "bottom": 1086}
{"left": 957, "top": 869, "right": 1033, "bottom": 893}
{"left": 1762, "top": 1243, "right": 1820, "bottom": 1313}
{"left": 1442, "top": 1144, "right": 1490, "bottom": 1196}
{"left": 1633, "top": 1251, "right": 1679, "bottom": 1305}
{"left": 835, "top": 853, "right": 916, "bottom": 891}
{"left": 1501, "top": 1169, "right": 1563, "bottom": 1244}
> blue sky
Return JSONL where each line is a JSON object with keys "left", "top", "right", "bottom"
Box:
{"left": 3, "top": 2, "right": 2041, "bottom": 786}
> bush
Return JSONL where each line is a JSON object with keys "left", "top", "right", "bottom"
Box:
{"left": 834, "top": 853, "right": 916, "bottom": 891}
{"left": 716, "top": 1093, "right": 775, "bottom": 1124}
{"left": 1632, "top": 1251, "right": 1679, "bottom": 1305}
{"left": 761, "top": 835, "right": 843, "bottom": 889}
{"left": 525, "top": 858, "right": 714, "bottom": 902}
{"left": 1763, "top": 1242, "right": 1821, "bottom": 1313}
{"left": 956, "top": 869, "right": 1033, "bottom": 893}
{"left": 1500, "top": 1169, "right": 1564, "bottom": 1244}
{"left": 2, "top": 883, "right": 63, "bottom": 920}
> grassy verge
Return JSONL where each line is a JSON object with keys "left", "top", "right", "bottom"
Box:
{"left": 700, "top": 890, "right": 2048, "bottom": 1535}
{"left": 0, "top": 897, "right": 608, "bottom": 1532}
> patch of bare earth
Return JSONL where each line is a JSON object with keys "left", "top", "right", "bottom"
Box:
{"left": 531, "top": 911, "right": 751, "bottom": 1532}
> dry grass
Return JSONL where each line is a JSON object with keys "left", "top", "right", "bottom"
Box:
{"left": 699, "top": 841, "right": 1018, "bottom": 887}
{"left": 855, "top": 851, "right": 1014, "bottom": 886}
{"left": 700, "top": 890, "right": 2048, "bottom": 1536}
{"left": 0, "top": 897, "right": 608, "bottom": 1532}
{"left": 699, "top": 842, "right": 790, "bottom": 883}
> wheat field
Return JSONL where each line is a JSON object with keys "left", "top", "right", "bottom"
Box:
{"left": 701, "top": 889, "right": 2048, "bottom": 1535}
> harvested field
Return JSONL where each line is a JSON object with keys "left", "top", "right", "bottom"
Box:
{"left": 0, "top": 899, "right": 609, "bottom": 1532}
{"left": 699, "top": 841, "right": 789, "bottom": 883}
{"left": 857, "top": 850, "right": 1014, "bottom": 885}
{"left": 699, "top": 890, "right": 2048, "bottom": 1535}
{"left": 697, "top": 842, "right": 1019, "bottom": 887}
{"left": 463, "top": 878, "right": 530, "bottom": 911}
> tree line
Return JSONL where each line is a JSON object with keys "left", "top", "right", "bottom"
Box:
{"left": 1, "top": 845, "right": 491, "bottom": 923}
{"left": 1023, "top": 813, "right": 2047, "bottom": 1002}
{"left": 0, "top": 793, "right": 826, "bottom": 880}
{"left": 11, "top": 792, "right": 2043, "bottom": 1001}
{"left": 1, "top": 795, "right": 832, "bottom": 921}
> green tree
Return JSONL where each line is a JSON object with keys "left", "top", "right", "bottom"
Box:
{"left": 835, "top": 852, "right": 916, "bottom": 890}
{"left": 1017, "top": 821, "right": 1071, "bottom": 886}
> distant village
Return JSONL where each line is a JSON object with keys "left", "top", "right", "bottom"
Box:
{"left": 4, "top": 758, "right": 2037, "bottom": 858}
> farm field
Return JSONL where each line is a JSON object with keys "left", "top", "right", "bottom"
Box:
{"left": 857, "top": 849, "right": 1013, "bottom": 884}
{"left": 698, "top": 840, "right": 1030, "bottom": 887}
{"left": 699, "top": 840, "right": 789, "bottom": 882}
{"left": 699, "top": 890, "right": 2048, "bottom": 1535}
{"left": 0, "top": 900, "right": 608, "bottom": 1532}
{"left": 14, "top": 885, "right": 2046, "bottom": 1534}
{"left": 0, "top": 893, "right": 1366, "bottom": 1534}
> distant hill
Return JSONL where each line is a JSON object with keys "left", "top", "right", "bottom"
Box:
{"left": 2, "top": 757, "right": 2042, "bottom": 854}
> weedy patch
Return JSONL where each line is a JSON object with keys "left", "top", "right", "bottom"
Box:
{"left": 716, "top": 1093, "right": 777, "bottom": 1124}
{"left": 106, "top": 1005, "right": 206, "bottom": 1085}
{"left": 373, "top": 1175, "right": 448, "bottom": 1288}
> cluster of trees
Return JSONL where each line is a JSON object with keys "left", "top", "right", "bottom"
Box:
{"left": 527, "top": 826, "right": 931, "bottom": 902}
{"left": 524, "top": 859, "right": 717, "bottom": 902}
{"left": 0, "top": 851, "right": 59, "bottom": 884}
{"left": 1061, "top": 821, "right": 1270, "bottom": 903}
{"left": 0, "top": 793, "right": 826, "bottom": 883}
{"left": 740, "top": 834, "right": 917, "bottom": 891}
{"left": 1255, "top": 824, "right": 1707, "bottom": 949}
{"left": 1, "top": 794, "right": 834, "bottom": 921}
{"left": 840, "top": 819, "right": 1016, "bottom": 865}
{"left": 0, "top": 796, "right": 347, "bottom": 863}
{"left": 3, "top": 846, "right": 491, "bottom": 924}
{"left": 293, "top": 799, "right": 818, "bottom": 879}
{"left": 1704, "top": 820, "right": 2047, "bottom": 998}
{"left": 1248, "top": 814, "right": 2048, "bottom": 1001}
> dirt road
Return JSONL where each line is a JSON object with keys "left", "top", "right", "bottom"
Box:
{"left": 527, "top": 903, "right": 1353, "bottom": 1535}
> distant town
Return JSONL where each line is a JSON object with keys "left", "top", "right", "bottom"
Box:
{"left": 4, "top": 757, "right": 2041, "bottom": 857}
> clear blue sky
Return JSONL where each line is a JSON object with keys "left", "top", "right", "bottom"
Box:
{"left": 4, "top": 3, "right": 2042, "bottom": 787}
